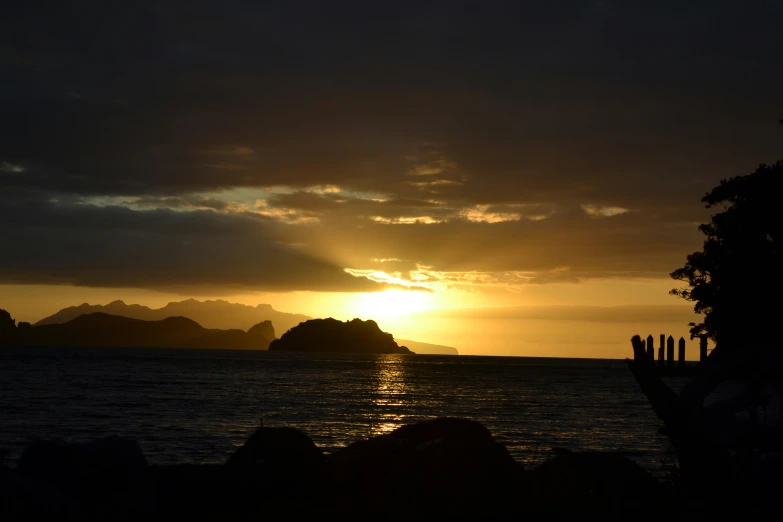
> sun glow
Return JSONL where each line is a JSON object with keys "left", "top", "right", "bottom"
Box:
{"left": 351, "top": 289, "right": 434, "bottom": 318}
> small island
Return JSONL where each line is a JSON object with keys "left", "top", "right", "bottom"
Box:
{"left": 268, "top": 318, "right": 413, "bottom": 354}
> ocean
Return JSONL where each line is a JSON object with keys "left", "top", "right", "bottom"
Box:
{"left": 0, "top": 347, "right": 680, "bottom": 474}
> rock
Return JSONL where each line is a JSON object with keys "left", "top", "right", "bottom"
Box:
{"left": 18, "top": 436, "right": 147, "bottom": 490}
{"left": 0, "top": 309, "right": 15, "bottom": 330}
{"left": 329, "top": 418, "right": 519, "bottom": 515}
{"left": 0, "top": 309, "right": 18, "bottom": 345}
{"left": 16, "top": 436, "right": 148, "bottom": 518}
{"left": 525, "top": 450, "right": 666, "bottom": 514}
{"left": 146, "top": 464, "right": 230, "bottom": 518}
{"left": 268, "top": 317, "right": 412, "bottom": 354}
{"left": 225, "top": 426, "right": 328, "bottom": 514}
{"left": 226, "top": 427, "right": 325, "bottom": 480}
{"left": 247, "top": 320, "right": 275, "bottom": 344}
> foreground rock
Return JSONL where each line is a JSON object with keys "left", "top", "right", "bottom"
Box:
{"left": 226, "top": 425, "right": 327, "bottom": 483}
{"left": 268, "top": 318, "right": 413, "bottom": 354}
{"left": 1, "top": 418, "right": 675, "bottom": 520}
{"left": 523, "top": 448, "right": 667, "bottom": 514}
{"left": 13, "top": 436, "right": 148, "bottom": 519}
{"left": 329, "top": 418, "right": 519, "bottom": 516}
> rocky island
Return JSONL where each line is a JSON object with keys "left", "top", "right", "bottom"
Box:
{"left": 0, "top": 309, "right": 275, "bottom": 350}
{"left": 268, "top": 318, "right": 413, "bottom": 354}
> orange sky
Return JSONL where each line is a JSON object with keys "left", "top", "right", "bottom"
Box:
{"left": 2, "top": 2, "right": 778, "bottom": 358}
{"left": 1, "top": 277, "right": 699, "bottom": 359}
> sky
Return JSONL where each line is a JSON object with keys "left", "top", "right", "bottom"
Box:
{"left": 1, "top": 1, "right": 781, "bottom": 357}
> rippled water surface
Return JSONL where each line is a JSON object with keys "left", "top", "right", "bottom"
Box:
{"left": 0, "top": 347, "right": 676, "bottom": 472}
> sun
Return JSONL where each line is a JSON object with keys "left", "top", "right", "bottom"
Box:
{"left": 352, "top": 289, "right": 433, "bottom": 318}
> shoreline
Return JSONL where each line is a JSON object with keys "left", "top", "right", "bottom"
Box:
{"left": 2, "top": 417, "right": 674, "bottom": 520}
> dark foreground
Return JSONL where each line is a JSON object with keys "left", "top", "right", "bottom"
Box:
{"left": 0, "top": 418, "right": 766, "bottom": 521}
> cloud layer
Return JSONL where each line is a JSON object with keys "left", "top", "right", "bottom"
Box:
{"left": 2, "top": 1, "right": 781, "bottom": 293}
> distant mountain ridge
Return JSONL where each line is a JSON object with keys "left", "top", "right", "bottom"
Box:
{"left": 36, "top": 299, "right": 311, "bottom": 334}
{"left": 33, "top": 299, "right": 460, "bottom": 355}
{"left": 3, "top": 311, "right": 275, "bottom": 350}
{"left": 395, "top": 339, "right": 458, "bottom": 356}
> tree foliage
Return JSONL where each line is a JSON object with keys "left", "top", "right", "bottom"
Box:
{"left": 670, "top": 161, "right": 780, "bottom": 348}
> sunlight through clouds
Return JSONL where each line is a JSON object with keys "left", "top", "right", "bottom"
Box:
{"left": 370, "top": 216, "right": 445, "bottom": 225}
{"left": 253, "top": 200, "right": 320, "bottom": 224}
{"left": 581, "top": 204, "right": 630, "bottom": 217}
{"left": 407, "top": 158, "right": 458, "bottom": 176}
{"left": 459, "top": 204, "right": 521, "bottom": 223}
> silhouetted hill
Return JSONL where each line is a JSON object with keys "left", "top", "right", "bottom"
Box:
{"left": 35, "top": 299, "right": 310, "bottom": 334}
{"left": 31, "top": 300, "right": 460, "bottom": 354}
{"left": 2, "top": 311, "right": 275, "bottom": 350}
{"left": 396, "top": 339, "right": 458, "bottom": 355}
{"left": 269, "top": 318, "right": 412, "bottom": 354}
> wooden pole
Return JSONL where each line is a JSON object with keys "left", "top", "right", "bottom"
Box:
{"left": 667, "top": 335, "right": 675, "bottom": 369}
{"left": 646, "top": 334, "right": 655, "bottom": 363}
{"left": 678, "top": 337, "right": 686, "bottom": 368}
{"left": 699, "top": 335, "right": 708, "bottom": 362}
{"left": 626, "top": 335, "right": 736, "bottom": 501}
{"left": 658, "top": 334, "right": 665, "bottom": 367}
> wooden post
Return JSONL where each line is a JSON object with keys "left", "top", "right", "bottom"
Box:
{"left": 667, "top": 335, "right": 675, "bottom": 369}
{"left": 627, "top": 335, "right": 737, "bottom": 501}
{"left": 658, "top": 334, "right": 665, "bottom": 367}
{"left": 678, "top": 337, "right": 686, "bottom": 368}
{"left": 646, "top": 334, "right": 655, "bottom": 363}
{"left": 699, "top": 335, "right": 708, "bottom": 362}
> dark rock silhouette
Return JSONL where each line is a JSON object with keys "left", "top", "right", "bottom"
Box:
{"left": 268, "top": 317, "right": 412, "bottom": 354}
{"left": 35, "top": 298, "right": 310, "bottom": 334}
{"left": 226, "top": 426, "right": 325, "bottom": 476}
{"left": 18, "top": 436, "right": 147, "bottom": 488}
{"left": 247, "top": 320, "right": 275, "bottom": 342}
{"left": 1, "top": 311, "right": 275, "bottom": 350}
{"left": 525, "top": 448, "right": 665, "bottom": 513}
{"left": 1, "top": 418, "right": 690, "bottom": 520}
{"left": 16, "top": 436, "right": 148, "bottom": 519}
{"left": 0, "top": 308, "right": 18, "bottom": 345}
{"left": 0, "top": 308, "right": 15, "bottom": 330}
{"left": 329, "top": 417, "right": 518, "bottom": 516}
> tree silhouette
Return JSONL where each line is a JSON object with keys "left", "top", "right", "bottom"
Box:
{"left": 670, "top": 161, "right": 780, "bottom": 349}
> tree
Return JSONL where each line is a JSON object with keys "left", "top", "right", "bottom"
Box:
{"left": 670, "top": 161, "right": 780, "bottom": 349}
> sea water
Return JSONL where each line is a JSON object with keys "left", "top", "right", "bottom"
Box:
{"left": 0, "top": 347, "right": 680, "bottom": 473}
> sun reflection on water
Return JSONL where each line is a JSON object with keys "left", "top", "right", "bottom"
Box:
{"left": 369, "top": 355, "right": 409, "bottom": 437}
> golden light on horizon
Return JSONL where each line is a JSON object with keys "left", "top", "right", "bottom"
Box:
{"left": 349, "top": 289, "right": 435, "bottom": 319}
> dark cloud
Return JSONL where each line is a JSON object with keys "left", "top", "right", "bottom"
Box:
{"left": 1, "top": 1, "right": 781, "bottom": 291}
{"left": 132, "top": 195, "right": 231, "bottom": 211}
{"left": 294, "top": 205, "right": 704, "bottom": 280}
{"left": 0, "top": 193, "right": 390, "bottom": 292}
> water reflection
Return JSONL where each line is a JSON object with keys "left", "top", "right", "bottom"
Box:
{"left": 369, "top": 355, "right": 409, "bottom": 436}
